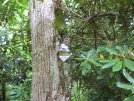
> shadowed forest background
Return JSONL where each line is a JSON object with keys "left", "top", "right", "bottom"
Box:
{"left": 0, "top": 0, "right": 134, "bottom": 101}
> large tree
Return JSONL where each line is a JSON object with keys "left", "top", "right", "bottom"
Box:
{"left": 29, "top": 0, "right": 70, "bottom": 101}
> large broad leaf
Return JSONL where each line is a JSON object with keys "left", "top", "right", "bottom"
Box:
{"left": 112, "top": 61, "right": 122, "bottom": 72}
{"left": 87, "top": 50, "right": 94, "bottom": 58}
{"left": 115, "top": 72, "right": 121, "bottom": 81}
{"left": 82, "top": 66, "right": 91, "bottom": 75}
{"left": 97, "top": 69, "right": 110, "bottom": 79}
{"left": 116, "top": 82, "right": 134, "bottom": 94}
{"left": 80, "top": 60, "right": 91, "bottom": 75}
{"left": 97, "top": 72, "right": 108, "bottom": 79}
{"left": 80, "top": 60, "right": 91, "bottom": 69}
{"left": 89, "top": 59, "right": 102, "bottom": 67}
{"left": 106, "top": 47, "right": 118, "bottom": 55}
{"left": 123, "top": 69, "right": 134, "bottom": 84}
{"left": 80, "top": 54, "right": 86, "bottom": 59}
{"left": 124, "top": 59, "right": 134, "bottom": 71}
{"left": 123, "top": 95, "right": 134, "bottom": 101}
{"left": 115, "top": 46, "right": 122, "bottom": 52}
{"left": 109, "top": 77, "right": 115, "bottom": 88}
{"left": 102, "top": 59, "right": 117, "bottom": 69}
{"left": 99, "top": 59, "right": 114, "bottom": 63}
{"left": 87, "top": 49, "right": 99, "bottom": 60}
{"left": 97, "top": 46, "right": 106, "bottom": 52}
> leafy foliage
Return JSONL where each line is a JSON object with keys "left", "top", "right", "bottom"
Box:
{"left": 72, "top": 43, "right": 134, "bottom": 100}
{"left": 0, "top": 0, "right": 31, "bottom": 100}
{"left": 60, "top": 0, "right": 134, "bottom": 100}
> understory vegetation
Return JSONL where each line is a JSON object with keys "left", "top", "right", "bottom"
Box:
{"left": 0, "top": 0, "right": 134, "bottom": 101}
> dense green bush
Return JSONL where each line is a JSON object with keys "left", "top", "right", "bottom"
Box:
{"left": 0, "top": 0, "right": 31, "bottom": 100}
{"left": 0, "top": 29, "right": 31, "bottom": 100}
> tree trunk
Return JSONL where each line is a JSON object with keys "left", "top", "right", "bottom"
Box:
{"left": 29, "top": 0, "right": 70, "bottom": 101}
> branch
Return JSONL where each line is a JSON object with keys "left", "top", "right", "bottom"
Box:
{"left": 97, "top": 20, "right": 111, "bottom": 40}
{"left": 90, "top": 20, "right": 106, "bottom": 40}
{"left": 112, "top": 24, "right": 116, "bottom": 40}
{"left": 85, "top": 12, "right": 121, "bottom": 22}
{"left": 52, "top": 0, "right": 62, "bottom": 9}
{"left": 94, "top": 30, "right": 97, "bottom": 49}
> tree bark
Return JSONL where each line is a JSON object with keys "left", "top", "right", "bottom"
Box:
{"left": 29, "top": 0, "right": 70, "bottom": 101}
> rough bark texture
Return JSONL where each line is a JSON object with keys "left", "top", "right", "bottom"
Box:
{"left": 29, "top": 0, "right": 70, "bottom": 101}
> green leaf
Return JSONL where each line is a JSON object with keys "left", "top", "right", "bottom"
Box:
{"left": 124, "top": 59, "right": 134, "bottom": 71}
{"left": 102, "top": 59, "right": 117, "bottom": 69}
{"left": 115, "top": 72, "right": 121, "bottom": 81}
{"left": 123, "top": 95, "right": 134, "bottom": 101}
{"left": 106, "top": 47, "right": 118, "bottom": 55}
{"left": 80, "top": 60, "right": 91, "bottom": 69}
{"left": 87, "top": 50, "right": 95, "bottom": 58}
{"left": 115, "top": 46, "right": 122, "bottom": 52}
{"left": 99, "top": 59, "right": 113, "bottom": 63}
{"left": 97, "top": 69, "right": 109, "bottom": 79}
{"left": 81, "top": 60, "right": 91, "bottom": 75}
{"left": 123, "top": 69, "right": 134, "bottom": 84}
{"left": 112, "top": 61, "right": 122, "bottom": 72}
{"left": 90, "top": 59, "right": 102, "bottom": 67}
{"left": 116, "top": 82, "right": 134, "bottom": 94}
{"left": 97, "top": 72, "right": 108, "bottom": 79}
{"left": 131, "top": 56, "right": 134, "bottom": 61}
{"left": 16, "top": 0, "right": 28, "bottom": 9}
{"left": 109, "top": 70, "right": 114, "bottom": 78}
{"left": 40, "top": 0, "right": 44, "bottom": 2}
{"left": 54, "top": 8, "right": 66, "bottom": 31}
{"left": 109, "top": 76, "right": 115, "bottom": 88}
{"left": 82, "top": 67, "right": 88, "bottom": 75}
{"left": 75, "top": 58, "right": 85, "bottom": 61}
{"left": 80, "top": 54, "right": 86, "bottom": 59}
{"left": 18, "top": 0, "right": 23, "bottom": 2}
{"left": 97, "top": 46, "right": 106, "bottom": 52}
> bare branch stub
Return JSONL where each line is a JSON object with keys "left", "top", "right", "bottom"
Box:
{"left": 54, "top": 0, "right": 62, "bottom": 8}
{"left": 85, "top": 12, "right": 121, "bottom": 22}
